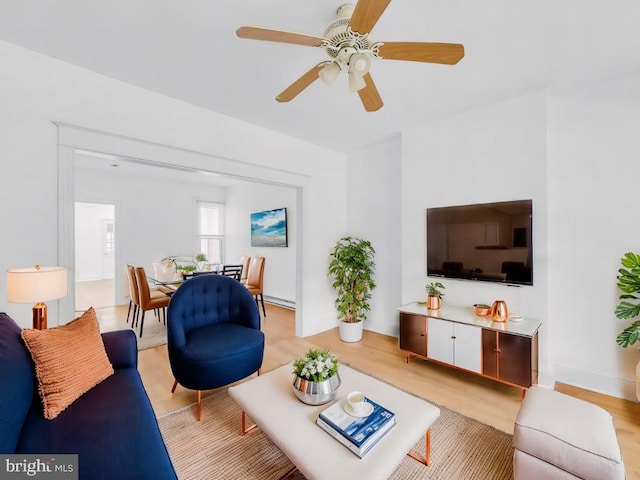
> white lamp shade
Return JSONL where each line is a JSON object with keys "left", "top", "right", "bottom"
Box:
{"left": 319, "top": 62, "right": 341, "bottom": 86}
{"left": 348, "top": 71, "right": 367, "bottom": 92}
{"left": 348, "top": 53, "right": 371, "bottom": 75}
{"left": 6, "top": 266, "right": 68, "bottom": 303}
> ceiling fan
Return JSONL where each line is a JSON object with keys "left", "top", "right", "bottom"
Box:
{"left": 236, "top": 0, "right": 464, "bottom": 112}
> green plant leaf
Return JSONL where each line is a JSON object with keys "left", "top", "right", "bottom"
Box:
{"left": 425, "top": 281, "right": 445, "bottom": 297}
{"left": 615, "top": 301, "right": 640, "bottom": 320}
{"left": 620, "top": 252, "right": 640, "bottom": 269}
{"left": 614, "top": 251, "right": 640, "bottom": 346}
{"left": 616, "top": 319, "right": 640, "bottom": 348}
{"left": 328, "top": 237, "right": 376, "bottom": 322}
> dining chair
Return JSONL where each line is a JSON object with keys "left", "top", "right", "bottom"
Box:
{"left": 134, "top": 267, "right": 170, "bottom": 338}
{"left": 167, "top": 274, "right": 264, "bottom": 420}
{"left": 239, "top": 256, "right": 251, "bottom": 284}
{"left": 152, "top": 261, "right": 176, "bottom": 282}
{"left": 128, "top": 264, "right": 170, "bottom": 326}
{"left": 221, "top": 264, "right": 243, "bottom": 282}
{"left": 245, "top": 256, "right": 266, "bottom": 317}
{"left": 125, "top": 264, "right": 138, "bottom": 326}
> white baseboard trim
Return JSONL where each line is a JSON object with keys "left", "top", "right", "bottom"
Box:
{"left": 75, "top": 276, "right": 115, "bottom": 282}
{"left": 553, "top": 362, "right": 637, "bottom": 402}
{"left": 264, "top": 295, "right": 295, "bottom": 310}
{"left": 366, "top": 323, "right": 397, "bottom": 338}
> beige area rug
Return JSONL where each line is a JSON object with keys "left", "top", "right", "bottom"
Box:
{"left": 134, "top": 313, "right": 168, "bottom": 351}
{"left": 97, "top": 310, "right": 168, "bottom": 351}
{"left": 158, "top": 390, "right": 514, "bottom": 480}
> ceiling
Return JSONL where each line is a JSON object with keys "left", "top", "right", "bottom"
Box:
{"left": 0, "top": 1, "right": 639, "bottom": 153}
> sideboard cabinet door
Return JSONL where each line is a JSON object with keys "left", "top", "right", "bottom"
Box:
{"left": 482, "top": 329, "right": 536, "bottom": 387}
{"left": 499, "top": 333, "right": 534, "bottom": 387}
{"left": 399, "top": 313, "right": 427, "bottom": 357}
{"left": 453, "top": 323, "right": 482, "bottom": 373}
{"left": 427, "top": 318, "right": 481, "bottom": 373}
{"left": 427, "top": 317, "right": 454, "bottom": 365}
{"left": 482, "top": 329, "right": 499, "bottom": 378}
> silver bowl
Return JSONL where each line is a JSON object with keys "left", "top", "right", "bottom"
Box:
{"left": 292, "top": 373, "right": 341, "bottom": 405}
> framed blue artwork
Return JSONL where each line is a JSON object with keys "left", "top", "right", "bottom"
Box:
{"left": 250, "top": 207, "right": 288, "bottom": 247}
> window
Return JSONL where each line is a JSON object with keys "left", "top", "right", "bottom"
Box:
{"left": 104, "top": 220, "right": 115, "bottom": 254}
{"left": 197, "top": 201, "right": 224, "bottom": 265}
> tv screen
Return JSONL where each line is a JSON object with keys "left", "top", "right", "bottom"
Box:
{"left": 427, "top": 199, "right": 533, "bottom": 285}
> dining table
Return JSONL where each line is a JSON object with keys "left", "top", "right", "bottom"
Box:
{"left": 147, "top": 264, "right": 243, "bottom": 295}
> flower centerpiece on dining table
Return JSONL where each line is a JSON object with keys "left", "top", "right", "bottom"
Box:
{"left": 292, "top": 348, "right": 341, "bottom": 405}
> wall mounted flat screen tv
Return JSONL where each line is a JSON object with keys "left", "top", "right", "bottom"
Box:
{"left": 427, "top": 199, "right": 533, "bottom": 285}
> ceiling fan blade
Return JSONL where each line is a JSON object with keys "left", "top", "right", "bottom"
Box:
{"left": 349, "top": 0, "right": 392, "bottom": 34}
{"left": 276, "top": 64, "right": 325, "bottom": 103}
{"left": 377, "top": 42, "right": 465, "bottom": 64}
{"left": 357, "top": 73, "right": 384, "bottom": 112}
{"left": 236, "top": 26, "right": 325, "bottom": 47}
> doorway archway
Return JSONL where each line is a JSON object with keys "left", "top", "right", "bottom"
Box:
{"left": 57, "top": 123, "right": 307, "bottom": 335}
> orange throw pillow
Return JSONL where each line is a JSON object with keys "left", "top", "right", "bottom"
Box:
{"left": 21, "top": 307, "right": 114, "bottom": 419}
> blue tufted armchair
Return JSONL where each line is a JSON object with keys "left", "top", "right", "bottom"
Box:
{"left": 167, "top": 274, "right": 265, "bottom": 420}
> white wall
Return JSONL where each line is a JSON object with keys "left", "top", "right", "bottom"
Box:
{"left": 225, "top": 182, "right": 297, "bottom": 306}
{"left": 396, "top": 78, "right": 640, "bottom": 400}
{"left": 548, "top": 72, "right": 640, "bottom": 399}
{"left": 74, "top": 202, "right": 114, "bottom": 281}
{"left": 345, "top": 137, "right": 403, "bottom": 336}
{"left": 0, "top": 40, "right": 345, "bottom": 335}
{"left": 401, "top": 91, "right": 551, "bottom": 383}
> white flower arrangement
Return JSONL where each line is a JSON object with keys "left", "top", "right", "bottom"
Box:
{"left": 292, "top": 348, "right": 339, "bottom": 382}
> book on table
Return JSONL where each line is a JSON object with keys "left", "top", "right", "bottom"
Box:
{"left": 316, "top": 396, "right": 396, "bottom": 458}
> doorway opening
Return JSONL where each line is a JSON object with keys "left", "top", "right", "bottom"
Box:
{"left": 57, "top": 124, "right": 305, "bottom": 336}
{"left": 74, "top": 202, "right": 116, "bottom": 312}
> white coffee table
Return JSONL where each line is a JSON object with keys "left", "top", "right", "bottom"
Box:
{"left": 228, "top": 363, "right": 440, "bottom": 480}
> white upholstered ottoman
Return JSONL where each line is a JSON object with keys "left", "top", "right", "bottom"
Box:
{"left": 513, "top": 386, "right": 625, "bottom": 480}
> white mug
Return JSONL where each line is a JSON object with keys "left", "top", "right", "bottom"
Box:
{"left": 347, "top": 391, "right": 366, "bottom": 413}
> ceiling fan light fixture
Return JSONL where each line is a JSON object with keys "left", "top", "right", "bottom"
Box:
{"left": 348, "top": 52, "right": 371, "bottom": 75}
{"left": 348, "top": 70, "right": 367, "bottom": 92}
{"left": 319, "top": 62, "right": 341, "bottom": 86}
{"left": 236, "top": 0, "right": 464, "bottom": 111}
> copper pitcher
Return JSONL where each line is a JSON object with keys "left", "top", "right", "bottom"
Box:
{"left": 491, "top": 300, "right": 509, "bottom": 322}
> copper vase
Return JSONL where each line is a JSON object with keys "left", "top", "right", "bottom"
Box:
{"left": 491, "top": 300, "right": 509, "bottom": 322}
{"left": 427, "top": 295, "right": 441, "bottom": 310}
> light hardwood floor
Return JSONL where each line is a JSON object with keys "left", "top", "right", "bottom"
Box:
{"left": 96, "top": 303, "right": 640, "bottom": 479}
{"left": 75, "top": 279, "right": 115, "bottom": 311}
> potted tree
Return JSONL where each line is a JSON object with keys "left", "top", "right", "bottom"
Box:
{"left": 328, "top": 236, "right": 376, "bottom": 342}
{"left": 426, "top": 281, "right": 445, "bottom": 310}
{"left": 614, "top": 251, "right": 640, "bottom": 400}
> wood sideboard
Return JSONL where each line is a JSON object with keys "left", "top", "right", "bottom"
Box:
{"left": 398, "top": 303, "right": 540, "bottom": 390}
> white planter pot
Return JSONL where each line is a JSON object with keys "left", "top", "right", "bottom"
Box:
{"left": 339, "top": 321, "right": 363, "bottom": 343}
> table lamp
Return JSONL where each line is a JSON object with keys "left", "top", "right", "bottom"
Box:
{"left": 6, "top": 265, "right": 68, "bottom": 329}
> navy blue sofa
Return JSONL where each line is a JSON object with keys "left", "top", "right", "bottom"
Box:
{"left": 0, "top": 312, "right": 177, "bottom": 480}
